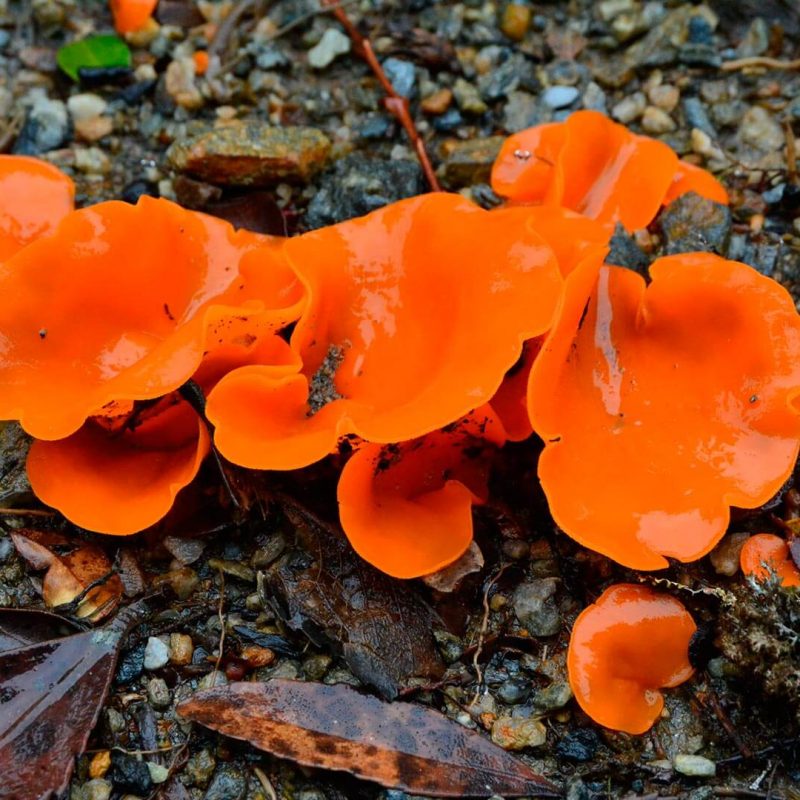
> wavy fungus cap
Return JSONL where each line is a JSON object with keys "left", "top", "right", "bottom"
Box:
{"left": 491, "top": 110, "right": 727, "bottom": 231}
{"left": 206, "top": 193, "right": 563, "bottom": 470}
{"left": 740, "top": 533, "right": 800, "bottom": 587}
{"left": 337, "top": 407, "right": 506, "bottom": 578}
{"left": 0, "top": 155, "right": 74, "bottom": 261}
{"left": 0, "top": 196, "right": 304, "bottom": 441}
{"left": 110, "top": 0, "right": 158, "bottom": 33}
{"left": 528, "top": 255, "right": 800, "bottom": 570}
{"left": 26, "top": 335, "right": 299, "bottom": 535}
{"left": 568, "top": 584, "right": 696, "bottom": 734}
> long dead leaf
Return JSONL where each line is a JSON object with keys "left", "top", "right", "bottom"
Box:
{"left": 11, "top": 530, "right": 122, "bottom": 622}
{"left": 0, "top": 603, "right": 145, "bottom": 799}
{"left": 177, "top": 679, "right": 560, "bottom": 798}
{"left": 0, "top": 608, "right": 81, "bottom": 652}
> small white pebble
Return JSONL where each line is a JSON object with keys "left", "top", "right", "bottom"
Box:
{"left": 143, "top": 636, "right": 169, "bottom": 670}
{"left": 612, "top": 91, "right": 646, "bottom": 123}
{"left": 146, "top": 763, "right": 170, "bottom": 784}
{"left": 674, "top": 754, "right": 716, "bottom": 777}
{"left": 67, "top": 93, "right": 107, "bottom": 121}
{"left": 641, "top": 106, "right": 676, "bottom": 134}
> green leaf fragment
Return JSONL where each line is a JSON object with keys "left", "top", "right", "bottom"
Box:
{"left": 56, "top": 35, "right": 132, "bottom": 82}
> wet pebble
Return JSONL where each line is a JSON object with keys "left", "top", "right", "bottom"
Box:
{"left": 532, "top": 681, "right": 573, "bottom": 713}
{"left": 13, "top": 91, "right": 69, "bottom": 155}
{"left": 612, "top": 91, "right": 646, "bottom": 123}
{"left": 307, "top": 27, "right": 351, "bottom": 69}
{"left": 496, "top": 676, "right": 532, "bottom": 704}
{"left": 432, "top": 107, "right": 464, "bottom": 132}
{"left": 642, "top": 106, "right": 676, "bottom": 133}
{"left": 144, "top": 636, "right": 170, "bottom": 670}
{"left": 502, "top": 90, "right": 543, "bottom": 132}
{"left": 710, "top": 532, "right": 749, "bottom": 576}
{"left": 683, "top": 96, "right": 717, "bottom": 138}
{"left": 109, "top": 752, "right": 153, "bottom": 795}
{"left": 67, "top": 93, "right": 107, "bottom": 121}
{"left": 513, "top": 578, "right": 560, "bottom": 637}
{"left": 169, "top": 632, "right": 194, "bottom": 665}
{"left": 491, "top": 716, "right": 547, "bottom": 750}
{"left": 77, "top": 779, "right": 112, "bottom": 800}
{"left": 500, "top": 3, "right": 531, "bottom": 41}
{"left": 382, "top": 57, "right": 416, "bottom": 98}
{"left": 542, "top": 85, "right": 579, "bottom": 110}
{"left": 453, "top": 78, "right": 488, "bottom": 114}
{"left": 659, "top": 192, "right": 731, "bottom": 255}
{"left": 204, "top": 765, "right": 247, "bottom": 800}
{"left": 147, "top": 763, "right": 169, "bottom": 784}
{"left": 439, "top": 136, "right": 505, "bottom": 188}
{"left": 168, "top": 121, "right": 331, "bottom": 186}
{"left": 185, "top": 749, "right": 216, "bottom": 788}
{"left": 557, "top": 729, "right": 600, "bottom": 762}
{"left": 739, "top": 105, "right": 784, "bottom": 152}
{"left": 116, "top": 641, "right": 146, "bottom": 684}
{"left": 147, "top": 677, "right": 171, "bottom": 708}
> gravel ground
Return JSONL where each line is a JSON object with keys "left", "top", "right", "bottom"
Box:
{"left": 1, "top": 1, "right": 800, "bottom": 799}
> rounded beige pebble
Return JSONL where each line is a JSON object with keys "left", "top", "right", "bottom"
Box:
{"left": 673, "top": 754, "right": 716, "bottom": 777}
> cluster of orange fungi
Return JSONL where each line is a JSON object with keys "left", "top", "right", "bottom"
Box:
{"left": 2, "top": 110, "right": 800, "bottom": 735}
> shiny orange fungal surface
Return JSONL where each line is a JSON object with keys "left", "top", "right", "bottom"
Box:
{"left": 491, "top": 110, "right": 727, "bottom": 231}
{"left": 0, "top": 155, "right": 74, "bottom": 261}
{"left": 337, "top": 407, "right": 506, "bottom": 578}
{"left": 568, "top": 584, "right": 696, "bottom": 734}
{"left": 529, "top": 254, "right": 800, "bottom": 570}
{"left": 0, "top": 196, "right": 304, "bottom": 442}
{"left": 740, "top": 533, "right": 800, "bottom": 587}
{"left": 207, "top": 193, "right": 564, "bottom": 470}
{"left": 110, "top": 0, "right": 158, "bottom": 33}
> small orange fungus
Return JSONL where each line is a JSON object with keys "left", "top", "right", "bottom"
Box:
{"left": 193, "top": 51, "right": 210, "bottom": 75}
{"left": 740, "top": 533, "right": 800, "bottom": 587}
{"left": 568, "top": 584, "right": 696, "bottom": 734}
{"left": 337, "top": 407, "right": 506, "bottom": 578}
{"left": 529, "top": 254, "right": 800, "bottom": 570}
{"left": 0, "top": 155, "right": 74, "bottom": 261}
{"left": 0, "top": 196, "right": 303, "bottom": 441}
{"left": 207, "top": 193, "right": 563, "bottom": 470}
{"left": 27, "top": 336, "right": 299, "bottom": 534}
{"left": 491, "top": 110, "right": 727, "bottom": 231}
{"left": 110, "top": 0, "right": 158, "bottom": 33}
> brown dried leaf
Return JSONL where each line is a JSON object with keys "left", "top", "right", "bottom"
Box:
{"left": 423, "top": 541, "right": 485, "bottom": 593}
{"left": 0, "top": 604, "right": 145, "bottom": 800}
{"left": 0, "top": 608, "right": 81, "bottom": 653}
{"left": 178, "top": 680, "right": 560, "bottom": 798}
{"left": 262, "top": 500, "right": 444, "bottom": 699}
{"left": 11, "top": 530, "right": 122, "bottom": 622}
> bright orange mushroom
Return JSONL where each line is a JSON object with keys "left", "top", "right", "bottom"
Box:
{"left": 568, "top": 584, "right": 696, "bottom": 734}
{"left": 740, "top": 533, "right": 800, "bottom": 587}
{"left": 110, "top": 0, "right": 158, "bottom": 33}
{"left": 528, "top": 254, "right": 800, "bottom": 570}
{"left": 206, "top": 193, "right": 564, "bottom": 470}
{"left": 27, "top": 335, "right": 299, "bottom": 535}
{"left": 491, "top": 110, "right": 727, "bottom": 231}
{"left": 0, "top": 155, "right": 74, "bottom": 262}
{"left": 337, "top": 406, "right": 506, "bottom": 578}
{"left": 0, "top": 195, "right": 304, "bottom": 442}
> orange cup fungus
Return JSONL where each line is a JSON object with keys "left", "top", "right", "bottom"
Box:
{"left": 491, "top": 110, "right": 727, "bottom": 232}
{"left": 337, "top": 407, "right": 506, "bottom": 578}
{"left": 206, "top": 193, "right": 564, "bottom": 470}
{"left": 110, "top": 0, "right": 158, "bottom": 34}
{"left": 739, "top": 533, "right": 800, "bottom": 587}
{"left": 568, "top": 584, "right": 696, "bottom": 734}
{"left": 528, "top": 254, "right": 800, "bottom": 570}
{"left": 0, "top": 155, "right": 74, "bottom": 262}
{"left": 0, "top": 195, "right": 304, "bottom": 442}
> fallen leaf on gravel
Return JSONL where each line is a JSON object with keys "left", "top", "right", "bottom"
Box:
{"left": 0, "top": 603, "right": 146, "bottom": 800}
{"left": 11, "top": 530, "right": 122, "bottom": 622}
{"left": 0, "top": 608, "right": 81, "bottom": 652}
{"left": 177, "top": 679, "right": 560, "bottom": 798}
{"left": 261, "top": 500, "right": 444, "bottom": 699}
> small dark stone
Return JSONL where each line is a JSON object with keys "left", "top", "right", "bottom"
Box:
{"left": 357, "top": 113, "right": 395, "bottom": 140}
{"left": 678, "top": 43, "right": 722, "bottom": 68}
{"left": 115, "top": 641, "right": 146, "bottom": 684}
{"left": 606, "top": 223, "right": 649, "bottom": 274}
{"left": 432, "top": 108, "right": 464, "bottom": 132}
{"left": 109, "top": 751, "right": 154, "bottom": 795}
{"left": 682, "top": 96, "right": 717, "bottom": 138}
{"left": 659, "top": 192, "right": 731, "bottom": 255}
{"left": 478, "top": 54, "right": 533, "bottom": 101}
{"left": 204, "top": 765, "right": 247, "bottom": 800}
{"left": 496, "top": 676, "right": 532, "bottom": 704}
{"left": 687, "top": 15, "right": 714, "bottom": 45}
{"left": 557, "top": 729, "right": 600, "bottom": 762}
{"left": 114, "top": 79, "right": 157, "bottom": 106}
{"left": 0, "top": 537, "right": 13, "bottom": 564}
{"left": 78, "top": 66, "right": 134, "bottom": 88}
{"left": 304, "top": 154, "right": 425, "bottom": 229}
{"left": 255, "top": 46, "right": 290, "bottom": 70}
{"left": 121, "top": 180, "right": 159, "bottom": 205}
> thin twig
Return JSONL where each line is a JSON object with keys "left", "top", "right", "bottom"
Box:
{"left": 785, "top": 120, "right": 797, "bottom": 185}
{"left": 321, "top": 0, "right": 441, "bottom": 191}
{"left": 207, "top": 0, "right": 258, "bottom": 78}
{"left": 253, "top": 767, "right": 278, "bottom": 800}
{"left": 469, "top": 564, "right": 508, "bottom": 707}
{"left": 213, "top": 568, "right": 227, "bottom": 685}
{"left": 0, "top": 507, "right": 55, "bottom": 517}
{"left": 715, "top": 788, "right": 785, "bottom": 800}
{"left": 721, "top": 57, "right": 800, "bottom": 72}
